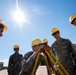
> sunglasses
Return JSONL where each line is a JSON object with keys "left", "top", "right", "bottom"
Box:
{"left": 52, "top": 31, "right": 59, "bottom": 35}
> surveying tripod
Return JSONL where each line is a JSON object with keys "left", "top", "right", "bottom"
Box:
{"left": 31, "top": 48, "right": 70, "bottom": 75}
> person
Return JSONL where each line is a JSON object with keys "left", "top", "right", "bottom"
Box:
{"left": 42, "top": 38, "right": 51, "bottom": 50}
{"left": 51, "top": 27, "right": 76, "bottom": 75}
{"left": 0, "top": 19, "right": 7, "bottom": 36}
{"left": 43, "top": 38, "right": 48, "bottom": 44}
{"left": 43, "top": 38, "right": 53, "bottom": 75}
{"left": 8, "top": 45, "right": 23, "bottom": 75}
{"left": 20, "top": 39, "right": 45, "bottom": 75}
{"left": 69, "top": 14, "right": 76, "bottom": 26}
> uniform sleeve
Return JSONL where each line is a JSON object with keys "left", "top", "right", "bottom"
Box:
{"left": 51, "top": 43, "right": 58, "bottom": 66}
{"left": 7, "top": 55, "right": 14, "bottom": 73}
{"left": 67, "top": 39, "right": 76, "bottom": 66}
{"left": 21, "top": 54, "right": 23, "bottom": 59}
{"left": 21, "top": 52, "right": 35, "bottom": 72}
{"left": 51, "top": 44, "right": 56, "bottom": 55}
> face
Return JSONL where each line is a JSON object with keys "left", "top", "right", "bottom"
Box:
{"left": 72, "top": 19, "right": 76, "bottom": 26}
{"left": 14, "top": 48, "right": 19, "bottom": 53}
{"left": 0, "top": 28, "right": 3, "bottom": 37}
{"left": 52, "top": 31, "right": 60, "bottom": 39}
{"left": 32, "top": 45, "right": 39, "bottom": 52}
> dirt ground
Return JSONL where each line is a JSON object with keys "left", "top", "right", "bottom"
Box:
{"left": 0, "top": 66, "right": 48, "bottom": 75}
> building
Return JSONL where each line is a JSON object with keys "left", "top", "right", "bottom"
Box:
{"left": 0, "top": 62, "right": 3, "bottom": 70}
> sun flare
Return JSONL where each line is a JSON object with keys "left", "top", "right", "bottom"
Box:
{"left": 12, "top": 9, "right": 25, "bottom": 24}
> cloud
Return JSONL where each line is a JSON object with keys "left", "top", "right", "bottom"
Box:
{"left": 28, "top": 5, "right": 50, "bottom": 15}
{"left": 0, "top": 59, "right": 9, "bottom": 67}
{"left": 32, "top": 7, "right": 44, "bottom": 15}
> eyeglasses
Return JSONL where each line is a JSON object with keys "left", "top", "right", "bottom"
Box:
{"left": 52, "top": 31, "right": 59, "bottom": 35}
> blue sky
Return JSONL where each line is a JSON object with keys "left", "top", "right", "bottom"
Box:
{"left": 0, "top": 0, "right": 76, "bottom": 66}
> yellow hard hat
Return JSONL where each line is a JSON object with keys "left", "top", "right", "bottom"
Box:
{"left": 31, "top": 39, "right": 42, "bottom": 47}
{"left": 43, "top": 38, "right": 48, "bottom": 43}
{"left": 14, "top": 45, "right": 19, "bottom": 48}
{"left": 69, "top": 14, "right": 76, "bottom": 25}
{"left": 0, "top": 19, "right": 7, "bottom": 31}
{"left": 51, "top": 27, "right": 59, "bottom": 35}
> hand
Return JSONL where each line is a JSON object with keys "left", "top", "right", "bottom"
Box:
{"left": 44, "top": 46, "right": 50, "bottom": 51}
{"left": 38, "top": 45, "right": 45, "bottom": 50}
{"left": 35, "top": 45, "right": 45, "bottom": 54}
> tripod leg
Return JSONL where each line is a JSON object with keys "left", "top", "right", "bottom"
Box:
{"left": 45, "top": 50, "right": 64, "bottom": 75}
{"left": 49, "top": 51, "right": 69, "bottom": 75}
{"left": 44, "top": 52, "right": 56, "bottom": 75}
{"left": 32, "top": 52, "right": 40, "bottom": 75}
{"left": 44, "top": 53, "right": 52, "bottom": 75}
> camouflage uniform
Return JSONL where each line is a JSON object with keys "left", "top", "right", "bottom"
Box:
{"left": 8, "top": 53, "right": 23, "bottom": 75}
{"left": 51, "top": 38, "right": 76, "bottom": 75}
{"left": 20, "top": 51, "right": 45, "bottom": 75}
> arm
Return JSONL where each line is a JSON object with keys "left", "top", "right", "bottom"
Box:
{"left": 21, "top": 50, "right": 41, "bottom": 72}
{"left": 7, "top": 56, "right": 13, "bottom": 74}
{"left": 51, "top": 44, "right": 56, "bottom": 56}
{"left": 21, "top": 52, "right": 35, "bottom": 72}
{"left": 67, "top": 39, "right": 76, "bottom": 66}
{"left": 21, "top": 45, "right": 45, "bottom": 72}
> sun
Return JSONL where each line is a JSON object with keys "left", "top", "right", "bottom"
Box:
{"left": 10, "top": 7, "right": 30, "bottom": 29}
{"left": 10, "top": 0, "right": 30, "bottom": 29}
{"left": 12, "top": 8, "right": 26, "bottom": 24}
{"left": 12, "top": 0, "right": 25, "bottom": 24}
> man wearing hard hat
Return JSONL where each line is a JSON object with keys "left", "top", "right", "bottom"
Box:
{"left": 42, "top": 38, "right": 51, "bottom": 48}
{"left": 51, "top": 27, "right": 76, "bottom": 75}
{"left": 20, "top": 39, "right": 45, "bottom": 75}
{"left": 42, "top": 38, "right": 51, "bottom": 51}
{"left": 0, "top": 19, "right": 7, "bottom": 36}
{"left": 43, "top": 38, "right": 48, "bottom": 46}
{"left": 8, "top": 45, "right": 23, "bottom": 75}
{"left": 69, "top": 14, "right": 76, "bottom": 26}
{"left": 43, "top": 38, "right": 53, "bottom": 75}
